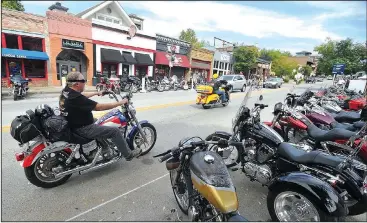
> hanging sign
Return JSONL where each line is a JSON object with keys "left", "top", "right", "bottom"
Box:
{"left": 62, "top": 39, "right": 85, "bottom": 50}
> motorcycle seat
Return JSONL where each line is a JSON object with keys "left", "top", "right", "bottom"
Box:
{"left": 68, "top": 131, "right": 93, "bottom": 145}
{"left": 330, "top": 121, "right": 358, "bottom": 132}
{"left": 330, "top": 110, "right": 361, "bottom": 123}
{"left": 307, "top": 124, "right": 356, "bottom": 142}
{"left": 278, "top": 143, "right": 344, "bottom": 168}
{"left": 353, "top": 121, "right": 366, "bottom": 129}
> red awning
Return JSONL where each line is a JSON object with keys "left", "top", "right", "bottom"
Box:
{"left": 155, "top": 51, "right": 190, "bottom": 68}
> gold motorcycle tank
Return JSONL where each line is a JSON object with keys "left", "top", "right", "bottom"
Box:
{"left": 189, "top": 151, "right": 238, "bottom": 213}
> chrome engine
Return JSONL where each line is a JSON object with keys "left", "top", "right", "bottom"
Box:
{"left": 243, "top": 143, "right": 273, "bottom": 185}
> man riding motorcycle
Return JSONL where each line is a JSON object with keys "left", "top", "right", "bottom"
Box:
{"left": 211, "top": 73, "right": 227, "bottom": 102}
{"left": 59, "top": 72, "right": 142, "bottom": 161}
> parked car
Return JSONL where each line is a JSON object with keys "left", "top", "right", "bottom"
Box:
{"left": 263, "top": 77, "right": 283, "bottom": 88}
{"left": 327, "top": 75, "right": 333, "bottom": 80}
{"left": 305, "top": 76, "right": 316, "bottom": 83}
{"left": 218, "top": 74, "right": 247, "bottom": 92}
{"left": 358, "top": 74, "right": 367, "bottom": 80}
{"left": 316, "top": 77, "right": 324, "bottom": 82}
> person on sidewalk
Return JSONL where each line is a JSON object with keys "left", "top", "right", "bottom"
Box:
{"left": 59, "top": 71, "right": 141, "bottom": 161}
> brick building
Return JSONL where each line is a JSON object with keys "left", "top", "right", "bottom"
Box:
{"left": 189, "top": 48, "right": 214, "bottom": 82}
{"left": 47, "top": 2, "right": 94, "bottom": 86}
{"left": 1, "top": 8, "right": 50, "bottom": 87}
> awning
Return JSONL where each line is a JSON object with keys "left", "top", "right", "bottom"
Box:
{"left": 191, "top": 60, "right": 211, "bottom": 70}
{"left": 122, "top": 52, "right": 137, "bottom": 64}
{"left": 135, "top": 53, "right": 154, "bottom": 66}
{"left": 100, "top": 48, "right": 124, "bottom": 63}
{"left": 1, "top": 48, "right": 49, "bottom": 60}
{"left": 155, "top": 51, "right": 190, "bottom": 68}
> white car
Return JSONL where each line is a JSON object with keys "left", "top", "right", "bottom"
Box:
{"left": 218, "top": 74, "right": 247, "bottom": 92}
{"left": 358, "top": 74, "right": 367, "bottom": 80}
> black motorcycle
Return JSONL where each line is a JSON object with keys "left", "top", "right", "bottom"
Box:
{"left": 120, "top": 76, "right": 141, "bottom": 93}
{"left": 10, "top": 75, "right": 31, "bottom": 101}
{"left": 206, "top": 90, "right": 367, "bottom": 221}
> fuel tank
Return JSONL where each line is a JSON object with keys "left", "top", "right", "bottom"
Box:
{"left": 95, "top": 109, "right": 127, "bottom": 127}
{"left": 244, "top": 122, "right": 284, "bottom": 147}
{"left": 306, "top": 112, "right": 335, "bottom": 125}
{"left": 189, "top": 151, "right": 238, "bottom": 214}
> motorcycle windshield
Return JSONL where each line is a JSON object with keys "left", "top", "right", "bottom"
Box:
{"left": 232, "top": 76, "right": 255, "bottom": 129}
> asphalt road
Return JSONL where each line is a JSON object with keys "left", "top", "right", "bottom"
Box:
{"left": 1, "top": 81, "right": 365, "bottom": 221}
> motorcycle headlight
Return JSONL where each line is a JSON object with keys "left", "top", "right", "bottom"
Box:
{"left": 129, "top": 104, "right": 136, "bottom": 116}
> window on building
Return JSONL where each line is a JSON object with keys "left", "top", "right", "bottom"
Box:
{"left": 113, "top": 19, "right": 120, "bottom": 24}
{"left": 5, "top": 34, "right": 18, "bottom": 49}
{"left": 22, "top": 36, "right": 43, "bottom": 52}
{"left": 2, "top": 59, "right": 7, "bottom": 78}
{"left": 224, "top": 63, "right": 228, "bottom": 70}
{"left": 97, "top": 13, "right": 122, "bottom": 25}
{"left": 24, "top": 59, "right": 46, "bottom": 78}
{"left": 56, "top": 63, "right": 60, "bottom": 80}
{"left": 219, "top": 62, "right": 223, "bottom": 69}
{"left": 102, "top": 63, "right": 118, "bottom": 78}
{"left": 7, "top": 59, "right": 22, "bottom": 76}
{"left": 214, "top": 61, "right": 218, "bottom": 69}
{"left": 135, "top": 23, "right": 142, "bottom": 30}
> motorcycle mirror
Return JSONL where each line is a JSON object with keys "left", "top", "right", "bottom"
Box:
{"left": 259, "top": 95, "right": 263, "bottom": 101}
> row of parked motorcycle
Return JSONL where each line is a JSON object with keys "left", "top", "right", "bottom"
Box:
{"left": 155, "top": 84, "right": 367, "bottom": 221}
{"left": 95, "top": 74, "right": 206, "bottom": 94}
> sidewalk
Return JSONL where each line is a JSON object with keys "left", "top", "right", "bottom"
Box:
{"left": 1, "top": 85, "right": 96, "bottom": 96}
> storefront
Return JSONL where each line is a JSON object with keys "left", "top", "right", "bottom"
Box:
{"left": 47, "top": 3, "right": 94, "bottom": 86}
{"left": 212, "top": 51, "right": 233, "bottom": 76}
{"left": 155, "top": 34, "right": 191, "bottom": 79}
{"left": 76, "top": 1, "right": 156, "bottom": 84}
{"left": 189, "top": 48, "right": 214, "bottom": 82}
{"left": 1, "top": 8, "right": 50, "bottom": 87}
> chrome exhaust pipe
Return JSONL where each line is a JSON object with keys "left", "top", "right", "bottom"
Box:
{"left": 55, "top": 148, "right": 102, "bottom": 178}
{"left": 80, "top": 156, "right": 121, "bottom": 173}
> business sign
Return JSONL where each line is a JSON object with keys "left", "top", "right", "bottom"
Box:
{"left": 332, "top": 64, "right": 345, "bottom": 74}
{"left": 62, "top": 39, "right": 84, "bottom": 50}
{"left": 220, "top": 54, "right": 230, "bottom": 62}
{"left": 167, "top": 44, "right": 180, "bottom": 54}
{"left": 1, "top": 53, "right": 26, "bottom": 59}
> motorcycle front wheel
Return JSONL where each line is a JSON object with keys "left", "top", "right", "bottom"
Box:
{"left": 170, "top": 169, "right": 192, "bottom": 215}
{"left": 205, "top": 133, "right": 241, "bottom": 167}
{"left": 130, "top": 84, "right": 138, "bottom": 93}
{"left": 157, "top": 84, "right": 164, "bottom": 92}
{"left": 267, "top": 186, "right": 346, "bottom": 222}
{"left": 129, "top": 122, "right": 157, "bottom": 155}
{"left": 24, "top": 150, "right": 72, "bottom": 188}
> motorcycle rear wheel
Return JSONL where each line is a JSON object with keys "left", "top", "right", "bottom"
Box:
{"left": 157, "top": 84, "right": 164, "bottom": 92}
{"left": 24, "top": 151, "right": 72, "bottom": 188}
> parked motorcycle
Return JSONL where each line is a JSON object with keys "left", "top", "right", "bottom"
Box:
{"left": 10, "top": 74, "right": 31, "bottom": 101}
{"left": 206, "top": 91, "right": 367, "bottom": 220}
{"left": 154, "top": 136, "right": 248, "bottom": 222}
{"left": 11, "top": 91, "right": 157, "bottom": 188}
{"left": 196, "top": 80, "right": 231, "bottom": 109}
{"left": 120, "top": 76, "right": 141, "bottom": 93}
{"left": 96, "top": 75, "right": 121, "bottom": 94}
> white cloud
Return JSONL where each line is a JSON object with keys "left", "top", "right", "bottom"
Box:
{"left": 122, "top": 1, "right": 341, "bottom": 41}
{"left": 22, "top": 1, "right": 58, "bottom": 6}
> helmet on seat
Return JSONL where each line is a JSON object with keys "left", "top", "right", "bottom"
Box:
{"left": 35, "top": 104, "right": 54, "bottom": 119}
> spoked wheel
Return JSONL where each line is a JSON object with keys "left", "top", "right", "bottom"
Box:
{"left": 157, "top": 84, "right": 164, "bottom": 92}
{"left": 170, "top": 169, "right": 191, "bottom": 215}
{"left": 130, "top": 84, "right": 138, "bottom": 93}
{"left": 96, "top": 85, "right": 104, "bottom": 92}
{"left": 24, "top": 151, "right": 72, "bottom": 188}
{"left": 206, "top": 133, "right": 241, "bottom": 167}
{"left": 268, "top": 187, "right": 344, "bottom": 221}
{"left": 130, "top": 123, "right": 157, "bottom": 155}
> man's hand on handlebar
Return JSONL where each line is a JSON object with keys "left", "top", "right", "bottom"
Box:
{"left": 119, "top": 98, "right": 129, "bottom": 105}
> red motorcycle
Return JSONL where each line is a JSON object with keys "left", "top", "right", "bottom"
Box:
{"left": 318, "top": 87, "right": 366, "bottom": 111}
{"left": 96, "top": 75, "right": 121, "bottom": 94}
{"left": 264, "top": 93, "right": 367, "bottom": 163}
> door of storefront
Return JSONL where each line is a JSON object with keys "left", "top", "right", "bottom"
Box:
{"left": 58, "top": 61, "right": 81, "bottom": 80}
{"left": 56, "top": 49, "right": 87, "bottom": 84}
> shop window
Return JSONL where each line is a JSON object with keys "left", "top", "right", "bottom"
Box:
{"left": 97, "top": 13, "right": 122, "bottom": 25}
{"left": 7, "top": 59, "right": 22, "bottom": 76}
{"left": 122, "top": 64, "right": 129, "bottom": 76}
{"left": 214, "top": 61, "right": 218, "bottom": 69}
{"left": 22, "top": 36, "right": 43, "bottom": 52}
{"left": 102, "top": 63, "right": 118, "bottom": 78}
{"left": 219, "top": 62, "right": 223, "bottom": 69}
{"left": 2, "top": 59, "right": 7, "bottom": 78}
{"left": 5, "top": 34, "right": 18, "bottom": 49}
{"left": 56, "top": 63, "right": 60, "bottom": 80}
{"left": 24, "top": 59, "right": 46, "bottom": 78}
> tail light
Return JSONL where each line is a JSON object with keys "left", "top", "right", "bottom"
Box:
{"left": 15, "top": 153, "right": 25, "bottom": 161}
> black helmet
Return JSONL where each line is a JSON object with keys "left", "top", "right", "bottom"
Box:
{"left": 35, "top": 104, "right": 54, "bottom": 119}
{"left": 273, "top": 102, "right": 283, "bottom": 115}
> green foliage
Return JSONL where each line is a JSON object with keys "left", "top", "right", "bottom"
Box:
{"left": 300, "top": 65, "right": 313, "bottom": 76}
{"left": 283, "top": 76, "right": 290, "bottom": 83}
{"left": 2, "top": 0, "right": 25, "bottom": 11}
{"left": 259, "top": 49, "right": 297, "bottom": 77}
{"left": 233, "top": 46, "right": 259, "bottom": 73}
{"left": 179, "top": 29, "right": 204, "bottom": 48}
{"left": 314, "top": 38, "right": 367, "bottom": 75}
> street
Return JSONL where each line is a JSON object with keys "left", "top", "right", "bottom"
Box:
{"left": 1, "top": 81, "right": 366, "bottom": 221}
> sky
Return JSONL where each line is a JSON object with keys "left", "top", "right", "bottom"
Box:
{"left": 22, "top": 1, "right": 366, "bottom": 55}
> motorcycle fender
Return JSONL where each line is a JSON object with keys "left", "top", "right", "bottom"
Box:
{"left": 207, "top": 94, "right": 219, "bottom": 104}
{"left": 127, "top": 120, "right": 149, "bottom": 147}
{"left": 268, "top": 172, "right": 347, "bottom": 217}
{"left": 22, "top": 141, "right": 70, "bottom": 168}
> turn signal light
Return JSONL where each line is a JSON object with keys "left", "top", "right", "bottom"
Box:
{"left": 15, "top": 153, "right": 25, "bottom": 161}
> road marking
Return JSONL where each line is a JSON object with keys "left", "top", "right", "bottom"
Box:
{"left": 65, "top": 173, "right": 169, "bottom": 221}
{"left": 2, "top": 87, "right": 285, "bottom": 132}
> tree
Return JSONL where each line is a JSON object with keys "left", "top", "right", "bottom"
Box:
{"left": 233, "top": 46, "right": 259, "bottom": 74}
{"left": 314, "top": 38, "right": 367, "bottom": 76}
{"left": 2, "top": 0, "right": 25, "bottom": 11}
{"left": 179, "top": 28, "right": 204, "bottom": 48}
{"left": 259, "top": 49, "right": 298, "bottom": 77}
{"left": 300, "top": 65, "right": 313, "bottom": 76}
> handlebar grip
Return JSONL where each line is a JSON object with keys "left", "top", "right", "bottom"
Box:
{"left": 191, "top": 140, "right": 206, "bottom": 147}
{"left": 158, "top": 153, "right": 172, "bottom": 163}
{"left": 102, "top": 91, "right": 110, "bottom": 96}
{"left": 228, "top": 141, "right": 243, "bottom": 147}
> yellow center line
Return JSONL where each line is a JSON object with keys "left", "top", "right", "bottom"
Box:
{"left": 2, "top": 88, "right": 286, "bottom": 133}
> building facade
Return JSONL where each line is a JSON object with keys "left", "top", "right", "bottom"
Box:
{"left": 47, "top": 3, "right": 94, "bottom": 86}
{"left": 212, "top": 50, "right": 233, "bottom": 76}
{"left": 1, "top": 8, "right": 49, "bottom": 87}
{"left": 77, "top": 1, "right": 156, "bottom": 83}
{"left": 189, "top": 48, "right": 214, "bottom": 81}
{"left": 154, "top": 34, "right": 191, "bottom": 79}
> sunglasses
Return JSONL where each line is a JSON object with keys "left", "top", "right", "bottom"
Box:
{"left": 68, "top": 79, "right": 87, "bottom": 83}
